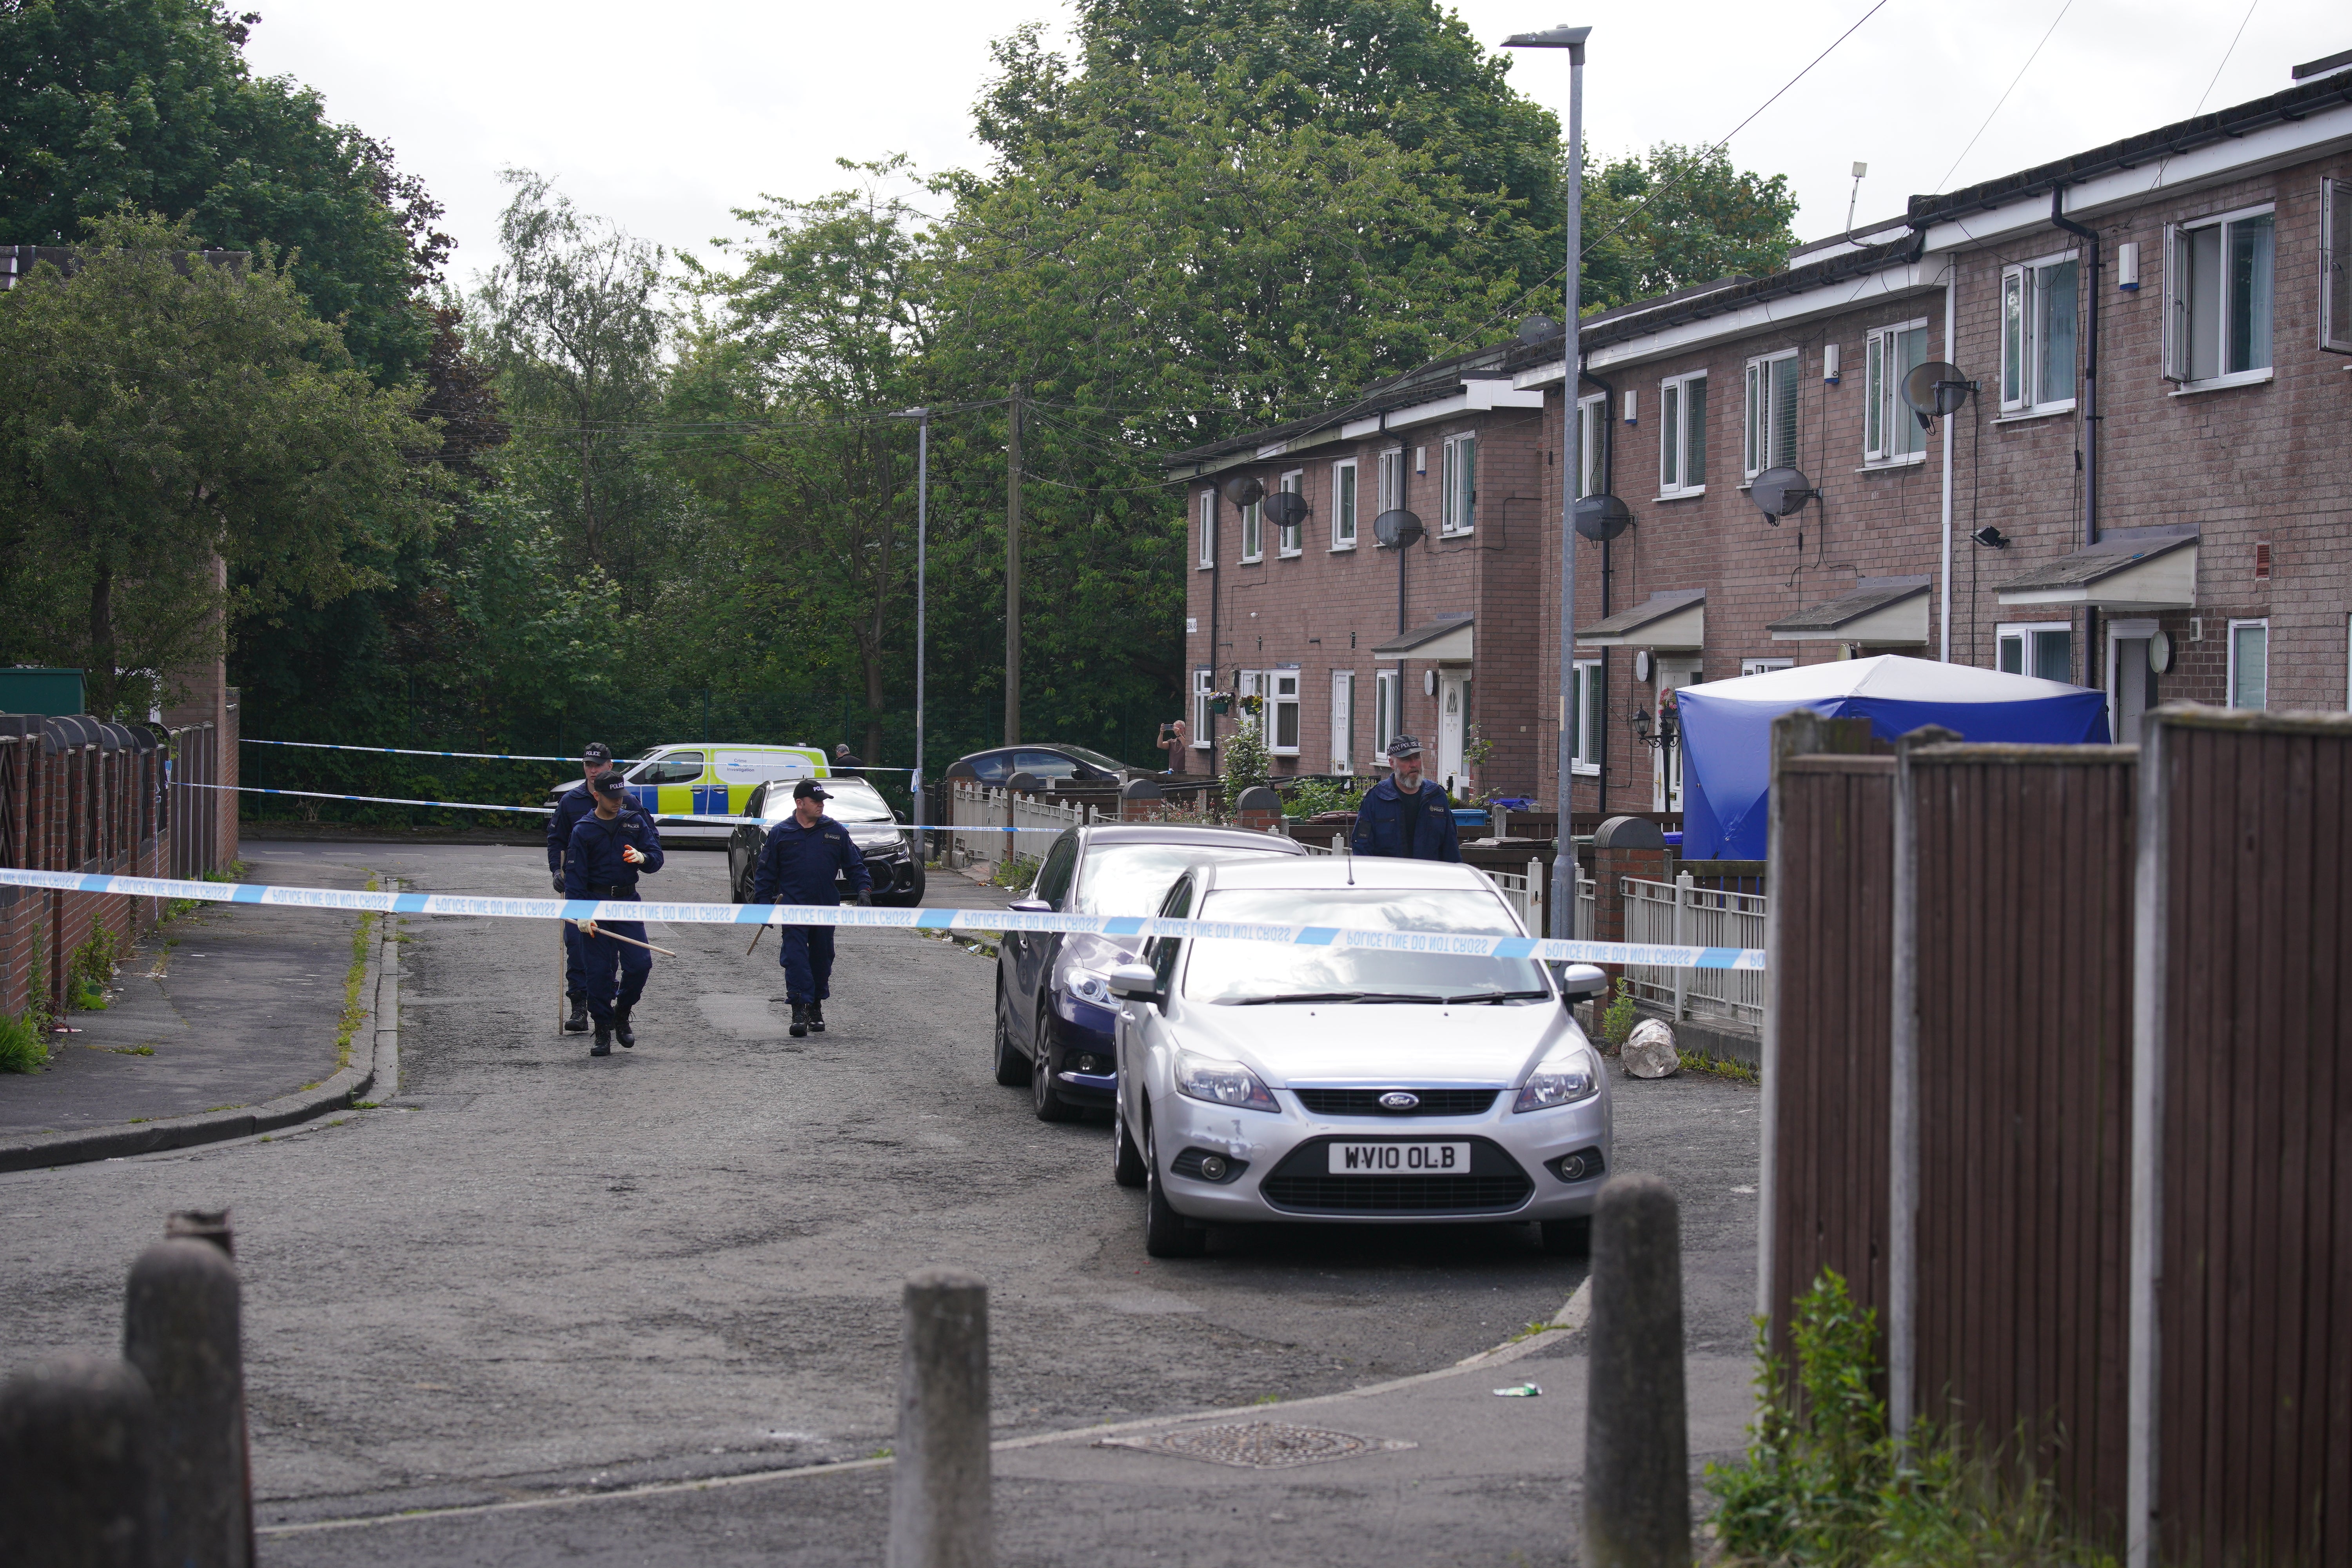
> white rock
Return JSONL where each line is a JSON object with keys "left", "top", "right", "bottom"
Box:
{"left": 1622, "top": 1018, "right": 1681, "bottom": 1079}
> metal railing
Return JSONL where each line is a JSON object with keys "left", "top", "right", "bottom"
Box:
{"left": 1622, "top": 873, "right": 1766, "bottom": 1025}
{"left": 1297, "top": 831, "right": 1546, "bottom": 936}
{"left": 946, "top": 782, "right": 1105, "bottom": 867}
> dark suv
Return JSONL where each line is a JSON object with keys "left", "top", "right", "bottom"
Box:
{"left": 946, "top": 744, "right": 1146, "bottom": 787}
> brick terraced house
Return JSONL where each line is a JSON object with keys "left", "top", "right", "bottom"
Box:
{"left": 1169, "top": 46, "right": 2352, "bottom": 813}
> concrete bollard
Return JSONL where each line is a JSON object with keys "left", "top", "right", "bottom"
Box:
{"left": 887, "top": 1267, "right": 991, "bottom": 1568}
{"left": 0, "top": 1352, "right": 161, "bottom": 1568}
{"left": 124, "top": 1238, "right": 253, "bottom": 1568}
{"left": 1584, "top": 1174, "right": 1691, "bottom": 1568}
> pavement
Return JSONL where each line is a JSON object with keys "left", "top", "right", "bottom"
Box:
{"left": 0, "top": 851, "right": 383, "bottom": 1164}
{"left": 0, "top": 839, "right": 1765, "bottom": 1566}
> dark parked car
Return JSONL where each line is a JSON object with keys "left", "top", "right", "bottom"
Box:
{"left": 992, "top": 824, "right": 1306, "bottom": 1122}
{"left": 726, "top": 776, "right": 926, "bottom": 907}
{"left": 946, "top": 744, "right": 1147, "bottom": 787}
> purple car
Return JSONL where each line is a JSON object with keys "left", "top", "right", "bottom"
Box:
{"left": 993, "top": 824, "right": 1308, "bottom": 1121}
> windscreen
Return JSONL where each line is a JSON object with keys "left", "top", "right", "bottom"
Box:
{"left": 1056, "top": 744, "right": 1134, "bottom": 772}
{"left": 764, "top": 779, "right": 893, "bottom": 823}
{"left": 1183, "top": 886, "right": 1548, "bottom": 1005}
{"left": 1072, "top": 844, "right": 1293, "bottom": 917}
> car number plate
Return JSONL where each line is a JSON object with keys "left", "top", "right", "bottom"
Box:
{"left": 1327, "top": 1142, "right": 1472, "bottom": 1175}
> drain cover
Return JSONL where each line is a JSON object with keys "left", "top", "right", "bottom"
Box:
{"left": 1096, "top": 1421, "right": 1415, "bottom": 1470}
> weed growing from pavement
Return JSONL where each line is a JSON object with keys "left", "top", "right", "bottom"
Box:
{"left": 1601, "top": 978, "right": 1641, "bottom": 1050}
{"left": 0, "top": 1012, "right": 47, "bottom": 1073}
{"left": 69, "top": 925, "right": 121, "bottom": 1011}
{"left": 1680, "top": 1048, "right": 1760, "bottom": 1084}
{"left": 333, "top": 875, "right": 379, "bottom": 1069}
{"left": 988, "top": 854, "right": 1040, "bottom": 892}
{"left": 108, "top": 1045, "right": 156, "bottom": 1056}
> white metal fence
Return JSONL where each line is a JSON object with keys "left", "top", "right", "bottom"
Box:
{"left": 1621, "top": 873, "right": 1766, "bottom": 1025}
{"left": 946, "top": 782, "right": 1106, "bottom": 866}
{"left": 1295, "top": 831, "right": 1547, "bottom": 936}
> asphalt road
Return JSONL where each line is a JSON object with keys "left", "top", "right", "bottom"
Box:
{"left": 0, "top": 840, "right": 1763, "bottom": 1564}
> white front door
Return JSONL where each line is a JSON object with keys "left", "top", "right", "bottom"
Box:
{"left": 1654, "top": 657, "right": 1702, "bottom": 811}
{"left": 1436, "top": 669, "right": 1468, "bottom": 794}
{"left": 2107, "top": 626, "right": 2159, "bottom": 745}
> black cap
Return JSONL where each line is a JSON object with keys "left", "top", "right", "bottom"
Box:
{"left": 590, "top": 771, "right": 628, "bottom": 799}
{"left": 583, "top": 741, "right": 613, "bottom": 765}
{"left": 792, "top": 779, "right": 831, "bottom": 800}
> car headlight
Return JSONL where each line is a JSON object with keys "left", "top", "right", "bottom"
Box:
{"left": 1063, "top": 964, "right": 1115, "bottom": 1009}
{"left": 1514, "top": 1047, "right": 1600, "bottom": 1112}
{"left": 1174, "top": 1049, "right": 1279, "bottom": 1112}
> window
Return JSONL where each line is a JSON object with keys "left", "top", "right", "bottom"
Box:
{"left": 1191, "top": 668, "right": 1214, "bottom": 748}
{"left": 2322, "top": 178, "right": 2352, "bottom": 356}
{"left": 1659, "top": 372, "right": 1706, "bottom": 497}
{"left": 1239, "top": 494, "right": 1263, "bottom": 562}
{"left": 633, "top": 750, "right": 705, "bottom": 785}
{"left": 2001, "top": 252, "right": 2079, "bottom": 414}
{"left": 1575, "top": 394, "right": 1605, "bottom": 499}
{"left": 1373, "top": 669, "right": 1400, "bottom": 759}
{"left": 1440, "top": 433, "right": 1477, "bottom": 534}
{"left": 1270, "top": 669, "right": 1301, "bottom": 754}
{"left": 1743, "top": 350, "right": 1800, "bottom": 479}
{"left": 1377, "top": 447, "right": 1405, "bottom": 520}
{"left": 1275, "top": 471, "right": 1303, "bottom": 556}
{"left": 1330, "top": 670, "right": 1355, "bottom": 772}
{"left": 1033, "top": 831, "right": 1080, "bottom": 907}
{"left": 1741, "top": 657, "right": 1795, "bottom": 676}
{"left": 2166, "top": 205, "right": 2275, "bottom": 386}
{"left": 1332, "top": 459, "right": 1359, "bottom": 549}
{"left": 2228, "top": 619, "right": 2269, "bottom": 709}
{"left": 1997, "top": 622, "right": 2073, "bottom": 683}
{"left": 1197, "top": 488, "right": 1214, "bottom": 568}
{"left": 1865, "top": 319, "right": 1931, "bottom": 462}
{"left": 1568, "top": 660, "right": 1602, "bottom": 775}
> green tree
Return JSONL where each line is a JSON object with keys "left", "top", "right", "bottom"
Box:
{"left": 0, "top": 212, "right": 441, "bottom": 718}
{"left": 0, "top": 0, "right": 447, "bottom": 383}
{"left": 1581, "top": 142, "right": 1801, "bottom": 311}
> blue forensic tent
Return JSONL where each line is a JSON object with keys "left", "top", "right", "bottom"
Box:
{"left": 1675, "top": 656, "right": 2111, "bottom": 860}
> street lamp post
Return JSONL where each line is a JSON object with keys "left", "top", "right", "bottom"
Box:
{"left": 891, "top": 407, "right": 931, "bottom": 824}
{"left": 1503, "top": 22, "right": 1590, "bottom": 938}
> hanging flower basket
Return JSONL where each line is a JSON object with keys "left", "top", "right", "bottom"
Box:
{"left": 1207, "top": 693, "right": 1232, "bottom": 715}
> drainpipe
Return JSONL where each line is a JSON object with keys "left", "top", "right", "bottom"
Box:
{"left": 1940, "top": 268, "right": 1956, "bottom": 661}
{"left": 1207, "top": 485, "right": 1221, "bottom": 777}
{"left": 2051, "top": 186, "right": 2102, "bottom": 684}
{"left": 1580, "top": 362, "right": 1617, "bottom": 817}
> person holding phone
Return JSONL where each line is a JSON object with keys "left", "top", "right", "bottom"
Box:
{"left": 1156, "top": 718, "right": 1190, "bottom": 777}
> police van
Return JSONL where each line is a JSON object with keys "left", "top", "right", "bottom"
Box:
{"left": 548, "top": 743, "right": 828, "bottom": 842}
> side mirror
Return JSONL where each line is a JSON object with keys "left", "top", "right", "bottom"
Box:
{"left": 1006, "top": 898, "right": 1053, "bottom": 915}
{"left": 1558, "top": 963, "right": 1609, "bottom": 1001}
{"left": 1107, "top": 962, "right": 1162, "bottom": 1004}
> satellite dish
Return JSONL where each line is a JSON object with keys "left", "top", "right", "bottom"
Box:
{"left": 1751, "top": 466, "right": 1815, "bottom": 522}
{"left": 1218, "top": 475, "right": 1265, "bottom": 508}
{"left": 1517, "top": 314, "right": 1560, "bottom": 348}
{"left": 1262, "top": 491, "right": 1310, "bottom": 528}
{"left": 1900, "top": 360, "right": 1974, "bottom": 428}
{"left": 1372, "top": 509, "right": 1424, "bottom": 549}
{"left": 1572, "top": 493, "right": 1633, "bottom": 543}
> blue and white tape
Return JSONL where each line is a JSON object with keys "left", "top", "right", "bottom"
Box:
{"left": 0, "top": 867, "right": 1766, "bottom": 971}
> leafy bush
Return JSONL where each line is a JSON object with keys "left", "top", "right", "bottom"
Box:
{"left": 0, "top": 1013, "right": 47, "bottom": 1073}
{"left": 69, "top": 926, "right": 121, "bottom": 1011}
{"left": 1221, "top": 715, "right": 1270, "bottom": 799}
{"left": 1281, "top": 778, "right": 1365, "bottom": 819}
{"left": 991, "top": 854, "right": 1040, "bottom": 892}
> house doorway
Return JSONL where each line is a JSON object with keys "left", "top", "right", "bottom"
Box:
{"left": 2106, "top": 619, "right": 2161, "bottom": 744}
{"left": 1437, "top": 668, "right": 1469, "bottom": 793}
{"left": 1654, "top": 656, "right": 1702, "bottom": 811}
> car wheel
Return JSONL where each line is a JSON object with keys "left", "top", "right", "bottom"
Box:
{"left": 1143, "top": 1116, "right": 1206, "bottom": 1259}
{"left": 1539, "top": 1218, "right": 1592, "bottom": 1257}
{"left": 1030, "top": 1004, "right": 1083, "bottom": 1123}
{"left": 1111, "top": 1096, "right": 1147, "bottom": 1188}
{"left": 991, "top": 976, "right": 1031, "bottom": 1088}
{"left": 900, "top": 861, "right": 927, "bottom": 907}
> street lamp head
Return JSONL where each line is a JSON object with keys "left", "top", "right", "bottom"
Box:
{"left": 888, "top": 406, "right": 930, "bottom": 419}
{"left": 1502, "top": 24, "right": 1591, "bottom": 51}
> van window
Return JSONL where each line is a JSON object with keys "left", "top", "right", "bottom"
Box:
{"left": 717, "top": 749, "right": 815, "bottom": 783}
{"left": 632, "top": 751, "right": 705, "bottom": 786}
{"left": 1015, "top": 749, "right": 1080, "bottom": 780}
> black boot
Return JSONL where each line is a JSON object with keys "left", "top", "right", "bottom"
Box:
{"left": 789, "top": 1003, "right": 809, "bottom": 1039}
{"left": 807, "top": 1001, "right": 826, "bottom": 1034}
{"left": 564, "top": 995, "right": 590, "bottom": 1033}
{"left": 614, "top": 1006, "right": 636, "bottom": 1049}
{"left": 590, "top": 1024, "right": 613, "bottom": 1057}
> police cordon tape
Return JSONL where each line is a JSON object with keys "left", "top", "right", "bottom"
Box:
{"left": 240, "top": 737, "right": 917, "bottom": 771}
{"left": 169, "top": 779, "right": 1123, "bottom": 833}
{"left": 0, "top": 866, "right": 1767, "bottom": 971}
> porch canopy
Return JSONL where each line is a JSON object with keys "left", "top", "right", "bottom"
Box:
{"left": 1674, "top": 655, "right": 2111, "bottom": 859}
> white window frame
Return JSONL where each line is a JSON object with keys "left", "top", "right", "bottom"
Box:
{"left": 1568, "top": 659, "right": 1602, "bottom": 775}
{"left": 2321, "top": 178, "right": 2352, "bottom": 356}
{"left": 1240, "top": 494, "right": 1263, "bottom": 563}
{"left": 1741, "top": 657, "right": 1795, "bottom": 676}
{"left": 1575, "top": 393, "right": 1605, "bottom": 500}
{"left": 1276, "top": 470, "right": 1304, "bottom": 557}
{"left": 1996, "top": 621, "right": 2074, "bottom": 684}
{"left": 2000, "top": 250, "right": 2080, "bottom": 416}
{"left": 1197, "top": 488, "right": 1214, "bottom": 569}
{"left": 1373, "top": 669, "right": 1400, "bottom": 762}
{"left": 1742, "top": 349, "right": 1799, "bottom": 480}
{"left": 2228, "top": 618, "right": 2269, "bottom": 710}
{"left": 1330, "top": 669, "right": 1356, "bottom": 773}
{"left": 1658, "top": 371, "right": 1706, "bottom": 498}
{"left": 1331, "top": 459, "right": 1358, "bottom": 550}
{"left": 1439, "top": 432, "right": 1477, "bottom": 535}
{"left": 1377, "top": 446, "right": 1405, "bottom": 518}
{"left": 2165, "top": 202, "right": 2277, "bottom": 390}
{"left": 1191, "top": 668, "right": 1215, "bottom": 748}
{"left": 1268, "top": 668, "right": 1302, "bottom": 755}
{"left": 1864, "top": 318, "right": 1932, "bottom": 464}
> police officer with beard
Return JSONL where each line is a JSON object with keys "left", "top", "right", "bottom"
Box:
{"left": 751, "top": 779, "right": 871, "bottom": 1038}
{"left": 548, "top": 742, "right": 616, "bottom": 1033}
{"left": 567, "top": 769, "right": 666, "bottom": 1056}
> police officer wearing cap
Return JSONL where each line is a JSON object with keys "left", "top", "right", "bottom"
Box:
{"left": 750, "top": 778, "right": 872, "bottom": 1038}
{"left": 1349, "top": 734, "right": 1463, "bottom": 861}
{"left": 548, "top": 742, "right": 617, "bottom": 1033}
{"left": 567, "top": 769, "right": 666, "bottom": 1056}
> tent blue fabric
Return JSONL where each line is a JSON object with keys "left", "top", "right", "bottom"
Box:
{"left": 1674, "top": 656, "right": 2112, "bottom": 860}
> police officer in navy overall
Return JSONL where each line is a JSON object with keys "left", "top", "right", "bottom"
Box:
{"left": 751, "top": 779, "right": 871, "bottom": 1038}
{"left": 567, "top": 769, "right": 666, "bottom": 1056}
{"left": 1349, "top": 734, "right": 1464, "bottom": 862}
{"left": 548, "top": 742, "right": 616, "bottom": 1032}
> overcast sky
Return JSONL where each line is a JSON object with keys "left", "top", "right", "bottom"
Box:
{"left": 239, "top": 0, "right": 2342, "bottom": 288}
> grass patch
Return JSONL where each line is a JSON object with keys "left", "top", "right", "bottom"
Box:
{"left": 988, "top": 854, "right": 1040, "bottom": 892}
{"left": 332, "top": 874, "right": 380, "bottom": 1069}
{"left": 107, "top": 1044, "right": 157, "bottom": 1056}
{"left": 1680, "top": 1047, "right": 1760, "bottom": 1084}
{"left": 1252, "top": 1392, "right": 1281, "bottom": 1406}
{"left": 1507, "top": 1318, "right": 1566, "bottom": 1344}
{"left": 0, "top": 1013, "right": 49, "bottom": 1073}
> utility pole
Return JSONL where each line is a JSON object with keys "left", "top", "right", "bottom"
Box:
{"left": 1005, "top": 386, "right": 1022, "bottom": 746}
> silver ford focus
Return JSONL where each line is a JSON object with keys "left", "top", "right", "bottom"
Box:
{"left": 1107, "top": 856, "right": 1612, "bottom": 1258}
